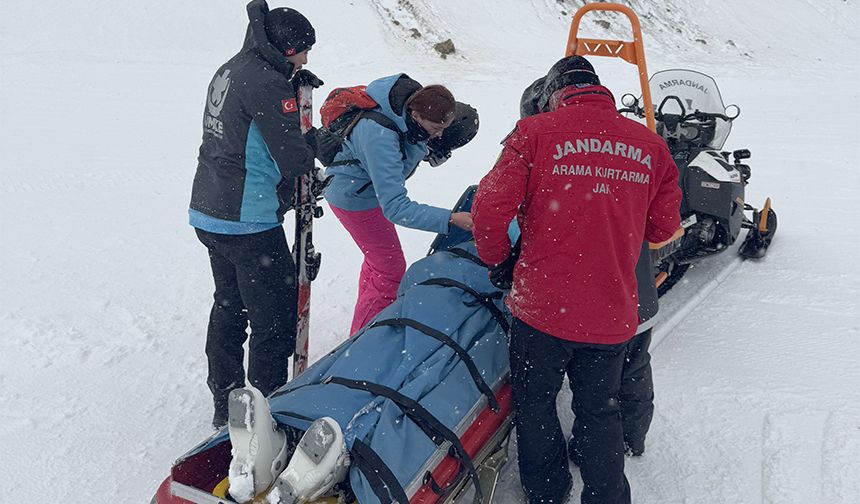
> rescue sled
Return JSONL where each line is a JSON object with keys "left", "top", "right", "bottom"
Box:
{"left": 153, "top": 192, "right": 514, "bottom": 504}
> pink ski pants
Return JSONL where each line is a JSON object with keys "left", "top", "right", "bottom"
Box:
{"left": 329, "top": 205, "right": 407, "bottom": 336}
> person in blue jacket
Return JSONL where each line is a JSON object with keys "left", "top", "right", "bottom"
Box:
{"left": 324, "top": 74, "right": 473, "bottom": 335}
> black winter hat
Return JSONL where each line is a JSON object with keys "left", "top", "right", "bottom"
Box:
{"left": 265, "top": 7, "right": 315, "bottom": 56}
{"left": 544, "top": 55, "right": 601, "bottom": 98}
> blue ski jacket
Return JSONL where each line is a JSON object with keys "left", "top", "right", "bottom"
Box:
{"left": 323, "top": 74, "right": 452, "bottom": 234}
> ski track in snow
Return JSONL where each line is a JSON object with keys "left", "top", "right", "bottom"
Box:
{"left": 2, "top": 1, "right": 860, "bottom": 503}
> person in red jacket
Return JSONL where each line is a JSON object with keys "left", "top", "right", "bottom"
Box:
{"left": 472, "top": 56, "right": 681, "bottom": 504}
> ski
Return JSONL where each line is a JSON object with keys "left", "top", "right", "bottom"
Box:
{"left": 292, "top": 84, "right": 322, "bottom": 379}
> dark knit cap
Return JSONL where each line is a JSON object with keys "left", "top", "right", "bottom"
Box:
{"left": 544, "top": 55, "right": 601, "bottom": 97}
{"left": 265, "top": 8, "right": 315, "bottom": 56}
{"left": 406, "top": 85, "right": 456, "bottom": 124}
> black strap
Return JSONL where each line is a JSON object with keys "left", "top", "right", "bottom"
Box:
{"left": 361, "top": 111, "right": 406, "bottom": 159}
{"left": 327, "top": 158, "right": 359, "bottom": 167}
{"left": 326, "top": 377, "right": 484, "bottom": 504}
{"left": 417, "top": 278, "right": 510, "bottom": 334}
{"left": 356, "top": 180, "right": 374, "bottom": 194}
{"left": 351, "top": 439, "right": 410, "bottom": 504}
{"left": 370, "top": 318, "right": 500, "bottom": 413}
{"left": 328, "top": 110, "right": 408, "bottom": 189}
{"left": 424, "top": 470, "right": 460, "bottom": 498}
{"left": 442, "top": 247, "right": 486, "bottom": 268}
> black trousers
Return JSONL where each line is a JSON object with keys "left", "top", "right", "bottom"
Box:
{"left": 571, "top": 328, "right": 654, "bottom": 456}
{"left": 619, "top": 328, "right": 654, "bottom": 454}
{"left": 196, "top": 227, "right": 297, "bottom": 407}
{"left": 510, "top": 318, "right": 631, "bottom": 504}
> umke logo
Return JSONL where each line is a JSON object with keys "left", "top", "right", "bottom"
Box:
{"left": 207, "top": 69, "right": 232, "bottom": 118}
{"left": 204, "top": 69, "right": 231, "bottom": 138}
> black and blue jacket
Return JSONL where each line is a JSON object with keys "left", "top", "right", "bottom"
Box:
{"left": 189, "top": 2, "right": 314, "bottom": 234}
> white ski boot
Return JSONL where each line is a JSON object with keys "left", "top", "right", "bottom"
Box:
{"left": 226, "top": 386, "right": 290, "bottom": 503}
{"left": 269, "top": 416, "right": 350, "bottom": 504}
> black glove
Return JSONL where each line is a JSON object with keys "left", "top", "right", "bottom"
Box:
{"left": 303, "top": 127, "right": 319, "bottom": 157}
{"left": 291, "top": 69, "right": 324, "bottom": 90}
{"left": 488, "top": 238, "right": 522, "bottom": 290}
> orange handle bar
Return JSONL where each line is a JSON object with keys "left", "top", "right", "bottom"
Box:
{"left": 565, "top": 3, "right": 656, "bottom": 132}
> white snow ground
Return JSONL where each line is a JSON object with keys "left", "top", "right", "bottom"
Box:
{"left": 1, "top": 0, "right": 859, "bottom": 502}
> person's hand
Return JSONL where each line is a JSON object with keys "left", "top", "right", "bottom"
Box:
{"left": 449, "top": 212, "right": 473, "bottom": 231}
{"left": 292, "top": 69, "right": 324, "bottom": 89}
{"left": 487, "top": 238, "right": 521, "bottom": 290}
{"left": 303, "top": 127, "right": 319, "bottom": 156}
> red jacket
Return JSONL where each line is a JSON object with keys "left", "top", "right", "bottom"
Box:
{"left": 473, "top": 86, "right": 681, "bottom": 344}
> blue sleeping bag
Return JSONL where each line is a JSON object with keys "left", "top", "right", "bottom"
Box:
{"left": 268, "top": 241, "right": 510, "bottom": 504}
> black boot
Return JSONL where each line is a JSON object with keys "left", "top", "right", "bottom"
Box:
{"left": 624, "top": 440, "right": 644, "bottom": 457}
{"left": 212, "top": 399, "right": 229, "bottom": 429}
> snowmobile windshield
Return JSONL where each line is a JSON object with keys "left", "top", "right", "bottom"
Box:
{"left": 648, "top": 69, "right": 732, "bottom": 149}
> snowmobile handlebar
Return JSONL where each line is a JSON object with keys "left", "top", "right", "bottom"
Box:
{"left": 619, "top": 93, "right": 739, "bottom": 123}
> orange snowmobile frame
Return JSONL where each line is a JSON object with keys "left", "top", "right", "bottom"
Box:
{"left": 565, "top": 2, "right": 657, "bottom": 132}
{"left": 566, "top": 3, "right": 681, "bottom": 288}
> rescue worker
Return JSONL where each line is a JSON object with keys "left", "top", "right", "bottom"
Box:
{"left": 189, "top": 0, "right": 321, "bottom": 428}
{"left": 472, "top": 56, "right": 682, "bottom": 504}
{"left": 521, "top": 59, "right": 664, "bottom": 459}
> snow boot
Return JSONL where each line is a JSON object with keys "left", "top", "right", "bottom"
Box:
{"left": 227, "top": 386, "right": 290, "bottom": 503}
{"left": 623, "top": 441, "right": 644, "bottom": 457}
{"left": 212, "top": 400, "right": 228, "bottom": 430}
{"left": 270, "top": 416, "right": 350, "bottom": 504}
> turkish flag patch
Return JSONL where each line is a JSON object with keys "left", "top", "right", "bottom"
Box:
{"left": 281, "top": 98, "right": 298, "bottom": 114}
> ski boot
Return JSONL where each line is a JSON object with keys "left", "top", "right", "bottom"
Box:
{"left": 227, "top": 386, "right": 291, "bottom": 503}
{"left": 270, "top": 417, "right": 350, "bottom": 504}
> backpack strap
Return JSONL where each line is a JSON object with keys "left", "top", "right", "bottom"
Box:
{"left": 327, "top": 110, "right": 408, "bottom": 168}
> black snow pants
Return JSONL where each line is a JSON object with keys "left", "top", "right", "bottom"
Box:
{"left": 510, "top": 318, "right": 631, "bottom": 504}
{"left": 571, "top": 328, "right": 654, "bottom": 456}
{"left": 195, "top": 227, "right": 297, "bottom": 409}
{"left": 619, "top": 328, "right": 654, "bottom": 454}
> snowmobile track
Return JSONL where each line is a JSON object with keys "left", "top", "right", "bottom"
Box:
{"left": 651, "top": 254, "right": 744, "bottom": 351}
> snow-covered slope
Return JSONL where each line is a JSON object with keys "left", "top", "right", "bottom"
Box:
{"left": 1, "top": 1, "right": 859, "bottom": 503}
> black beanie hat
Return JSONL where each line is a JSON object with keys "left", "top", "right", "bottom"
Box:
{"left": 544, "top": 55, "right": 601, "bottom": 98}
{"left": 265, "top": 8, "right": 315, "bottom": 56}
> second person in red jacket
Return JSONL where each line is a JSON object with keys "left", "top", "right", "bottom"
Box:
{"left": 472, "top": 56, "right": 681, "bottom": 504}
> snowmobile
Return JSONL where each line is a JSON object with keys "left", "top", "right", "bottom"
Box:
{"left": 619, "top": 69, "right": 778, "bottom": 295}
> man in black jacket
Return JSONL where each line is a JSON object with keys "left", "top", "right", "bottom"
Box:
{"left": 189, "top": 0, "right": 319, "bottom": 428}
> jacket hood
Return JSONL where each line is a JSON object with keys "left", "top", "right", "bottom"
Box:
{"left": 364, "top": 74, "right": 416, "bottom": 133}
{"left": 242, "top": 0, "right": 295, "bottom": 79}
{"left": 551, "top": 84, "right": 616, "bottom": 110}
